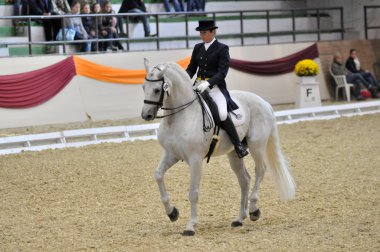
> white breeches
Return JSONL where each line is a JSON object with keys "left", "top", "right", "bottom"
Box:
{"left": 208, "top": 85, "right": 227, "bottom": 121}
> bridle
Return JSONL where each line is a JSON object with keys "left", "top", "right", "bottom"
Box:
{"left": 143, "top": 76, "right": 167, "bottom": 109}
{"left": 143, "top": 66, "right": 198, "bottom": 119}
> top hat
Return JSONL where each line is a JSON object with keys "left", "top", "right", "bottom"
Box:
{"left": 195, "top": 20, "right": 218, "bottom": 31}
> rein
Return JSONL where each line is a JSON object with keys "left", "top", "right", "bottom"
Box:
{"left": 157, "top": 96, "right": 198, "bottom": 118}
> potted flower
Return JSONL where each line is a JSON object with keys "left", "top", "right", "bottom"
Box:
{"left": 294, "top": 59, "right": 321, "bottom": 108}
{"left": 294, "top": 59, "right": 319, "bottom": 84}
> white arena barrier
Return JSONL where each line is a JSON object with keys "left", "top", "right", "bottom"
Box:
{"left": 0, "top": 101, "right": 379, "bottom": 155}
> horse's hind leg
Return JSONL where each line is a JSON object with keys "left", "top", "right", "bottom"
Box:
{"left": 155, "top": 151, "right": 179, "bottom": 221}
{"left": 227, "top": 152, "right": 251, "bottom": 227}
{"left": 248, "top": 144, "right": 266, "bottom": 221}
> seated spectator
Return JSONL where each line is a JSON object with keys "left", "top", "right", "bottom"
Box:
{"left": 102, "top": 0, "right": 124, "bottom": 51}
{"left": 12, "top": 0, "right": 28, "bottom": 33}
{"left": 63, "top": 0, "right": 91, "bottom": 52}
{"left": 346, "top": 48, "right": 380, "bottom": 91}
{"left": 81, "top": 2, "right": 98, "bottom": 51}
{"left": 163, "top": 0, "right": 182, "bottom": 12}
{"left": 187, "top": 0, "right": 205, "bottom": 11}
{"left": 52, "top": 0, "right": 71, "bottom": 42}
{"left": 332, "top": 52, "right": 378, "bottom": 99}
{"left": 91, "top": 2, "right": 107, "bottom": 51}
{"left": 118, "top": 0, "right": 154, "bottom": 37}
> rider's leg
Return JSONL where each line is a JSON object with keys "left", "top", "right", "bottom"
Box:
{"left": 208, "top": 87, "right": 249, "bottom": 158}
{"left": 220, "top": 115, "right": 249, "bottom": 158}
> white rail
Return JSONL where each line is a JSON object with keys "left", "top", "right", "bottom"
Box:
{"left": 1, "top": 101, "right": 379, "bottom": 155}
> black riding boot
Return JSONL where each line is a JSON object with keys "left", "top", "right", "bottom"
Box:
{"left": 220, "top": 116, "right": 249, "bottom": 158}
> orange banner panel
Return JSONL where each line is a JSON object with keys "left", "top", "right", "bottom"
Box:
{"left": 73, "top": 56, "right": 191, "bottom": 84}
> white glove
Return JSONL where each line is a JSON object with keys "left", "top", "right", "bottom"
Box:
{"left": 196, "top": 81, "right": 210, "bottom": 93}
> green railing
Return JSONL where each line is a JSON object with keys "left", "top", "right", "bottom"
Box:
{"left": 0, "top": 7, "right": 344, "bottom": 56}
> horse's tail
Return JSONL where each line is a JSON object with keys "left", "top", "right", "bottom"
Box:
{"left": 265, "top": 125, "right": 296, "bottom": 201}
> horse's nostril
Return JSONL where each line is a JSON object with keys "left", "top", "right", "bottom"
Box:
{"left": 143, "top": 114, "right": 154, "bottom": 121}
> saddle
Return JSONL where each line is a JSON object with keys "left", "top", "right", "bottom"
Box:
{"left": 200, "top": 92, "right": 246, "bottom": 127}
{"left": 200, "top": 92, "right": 245, "bottom": 163}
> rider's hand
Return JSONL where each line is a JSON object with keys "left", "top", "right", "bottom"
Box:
{"left": 197, "top": 81, "right": 210, "bottom": 93}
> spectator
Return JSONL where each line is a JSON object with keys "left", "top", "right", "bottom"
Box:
{"left": 187, "top": 0, "right": 205, "bottom": 11}
{"left": 91, "top": 2, "right": 107, "bottom": 51}
{"left": 81, "top": 2, "right": 98, "bottom": 51}
{"left": 52, "top": 0, "right": 70, "bottom": 16}
{"left": 332, "top": 52, "right": 378, "bottom": 99}
{"left": 63, "top": 0, "right": 92, "bottom": 52}
{"left": 12, "top": 0, "right": 27, "bottom": 34}
{"left": 345, "top": 48, "right": 380, "bottom": 90}
{"left": 29, "top": 0, "right": 57, "bottom": 53}
{"left": 118, "top": 0, "right": 154, "bottom": 37}
{"left": 52, "top": 0, "right": 71, "bottom": 42}
{"left": 163, "top": 0, "right": 182, "bottom": 12}
{"left": 102, "top": 0, "right": 124, "bottom": 51}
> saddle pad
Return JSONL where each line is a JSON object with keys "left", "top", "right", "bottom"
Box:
{"left": 229, "top": 98, "right": 246, "bottom": 127}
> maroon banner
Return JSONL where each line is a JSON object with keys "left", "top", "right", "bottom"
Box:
{"left": 0, "top": 56, "right": 76, "bottom": 108}
{"left": 230, "top": 43, "right": 319, "bottom": 76}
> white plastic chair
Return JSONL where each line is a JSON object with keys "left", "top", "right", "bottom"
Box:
{"left": 329, "top": 66, "right": 355, "bottom": 101}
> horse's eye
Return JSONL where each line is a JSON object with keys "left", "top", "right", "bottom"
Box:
{"left": 154, "top": 88, "right": 161, "bottom": 94}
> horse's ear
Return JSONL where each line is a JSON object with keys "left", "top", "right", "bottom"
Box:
{"left": 144, "top": 58, "right": 150, "bottom": 73}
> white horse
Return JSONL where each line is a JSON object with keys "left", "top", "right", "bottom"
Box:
{"left": 141, "top": 60, "right": 296, "bottom": 236}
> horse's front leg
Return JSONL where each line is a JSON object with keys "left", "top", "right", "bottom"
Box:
{"left": 182, "top": 156, "right": 203, "bottom": 236}
{"left": 155, "top": 151, "right": 179, "bottom": 221}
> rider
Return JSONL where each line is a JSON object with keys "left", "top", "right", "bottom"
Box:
{"left": 186, "top": 20, "right": 249, "bottom": 158}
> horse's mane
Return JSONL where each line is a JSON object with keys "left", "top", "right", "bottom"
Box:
{"left": 158, "top": 62, "right": 192, "bottom": 86}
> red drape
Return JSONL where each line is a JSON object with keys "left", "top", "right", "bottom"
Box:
{"left": 0, "top": 56, "right": 76, "bottom": 108}
{"left": 229, "top": 43, "right": 319, "bottom": 76}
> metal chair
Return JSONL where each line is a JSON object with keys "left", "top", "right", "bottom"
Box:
{"left": 329, "top": 66, "right": 354, "bottom": 101}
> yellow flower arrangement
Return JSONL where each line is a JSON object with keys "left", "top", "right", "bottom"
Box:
{"left": 294, "top": 59, "right": 319, "bottom": 77}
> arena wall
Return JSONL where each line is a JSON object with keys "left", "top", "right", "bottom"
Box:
{"left": 0, "top": 42, "right": 330, "bottom": 129}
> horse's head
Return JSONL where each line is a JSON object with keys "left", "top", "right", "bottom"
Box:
{"left": 141, "top": 59, "right": 170, "bottom": 121}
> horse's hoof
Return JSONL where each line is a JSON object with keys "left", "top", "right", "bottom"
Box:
{"left": 168, "top": 207, "right": 179, "bottom": 222}
{"left": 181, "top": 230, "right": 195, "bottom": 236}
{"left": 249, "top": 209, "right": 261, "bottom": 221}
{"left": 231, "top": 221, "right": 243, "bottom": 227}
